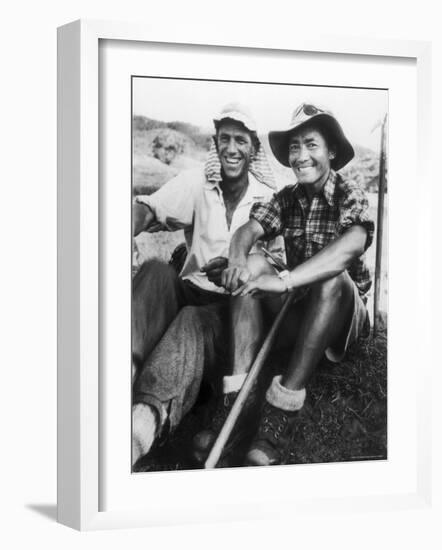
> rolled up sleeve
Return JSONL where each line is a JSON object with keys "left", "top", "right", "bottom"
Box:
{"left": 337, "top": 181, "right": 375, "bottom": 250}
{"left": 136, "top": 169, "right": 200, "bottom": 230}
{"left": 250, "top": 195, "right": 283, "bottom": 240}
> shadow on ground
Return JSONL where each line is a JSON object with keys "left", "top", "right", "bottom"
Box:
{"left": 26, "top": 504, "right": 57, "bottom": 522}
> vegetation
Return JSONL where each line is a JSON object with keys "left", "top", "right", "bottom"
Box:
{"left": 132, "top": 115, "right": 385, "bottom": 194}
{"left": 133, "top": 115, "right": 213, "bottom": 154}
{"left": 341, "top": 145, "right": 387, "bottom": 193}
{"left": 133, "top": 330, "right": 387, "bottom": 471}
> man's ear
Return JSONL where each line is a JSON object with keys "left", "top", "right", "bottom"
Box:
{"left": 212, "top": 134, "right": 219, "bottom": 152}
{"left": 251, "top": 136, "right": 260, "bottom": 159}
{"left": 250, "top": 143, "right": 257, "bottom": 160}
{"left": 329, "top": 148, "right": 336, "bottom": 160}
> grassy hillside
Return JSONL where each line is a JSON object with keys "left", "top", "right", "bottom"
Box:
{"left": 133, "top": 115, "right": 385, "bottom": 193}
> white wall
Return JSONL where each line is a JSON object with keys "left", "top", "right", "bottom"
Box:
{"left": 1, "top": 1, "right": 440, "bottom": 547}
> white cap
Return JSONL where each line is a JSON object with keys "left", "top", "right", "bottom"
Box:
{"left": 213, "top": 102, "right": 257, "bottom": 133}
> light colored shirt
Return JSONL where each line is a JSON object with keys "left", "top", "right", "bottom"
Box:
{"left": 137, "top": 167, "right": 283, "bottom": 293}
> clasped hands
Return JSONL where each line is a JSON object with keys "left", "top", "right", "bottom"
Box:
{"left": 201, "top": 257, "right": 288, "bottom": 297}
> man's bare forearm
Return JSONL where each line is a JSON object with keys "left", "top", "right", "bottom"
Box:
{"left": 220, "top": 219, "right": 266, "bottom": 292}
{"left": 287, "top": 225, "right": 367, "bottom": 289}
{"left": 229, "top": 219, "right": 265, "bottom": 265}
{"left": 133, "top": 202, "right": 156, "bottom": 236}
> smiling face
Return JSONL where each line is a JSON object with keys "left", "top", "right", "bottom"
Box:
{"left": 216, "top": 120, "right": 256, "bottom": 181}
{"left": 288, "top": 126, "right": 335, "bottom": 193}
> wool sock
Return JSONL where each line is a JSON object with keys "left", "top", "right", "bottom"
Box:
{"left": 131, "top": 403, "right": 166, "bottom": 465}
{"left": 266, "top": 375, "right": 306, "bottom": 411}
{"left": 223, "top": 372, "right": 248, "bottom": 394}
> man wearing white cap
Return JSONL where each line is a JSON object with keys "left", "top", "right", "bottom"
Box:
{"left": 221, "top": 103, "right": 374, "bottom": 466}
{"left": 132, "top": 103, "right": 282, "bottom": 466}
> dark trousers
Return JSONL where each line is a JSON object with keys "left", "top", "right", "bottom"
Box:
{"left": 132, "top": 259, "right": 228, "bottom": 430}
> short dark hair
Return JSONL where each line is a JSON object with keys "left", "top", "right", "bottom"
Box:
{"left": 292, "top": 120, "right": 337, "bottom": 154}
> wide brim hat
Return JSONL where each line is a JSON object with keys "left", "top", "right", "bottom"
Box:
{"left": 268, "top": 103, "right": 354, "bottom": 171}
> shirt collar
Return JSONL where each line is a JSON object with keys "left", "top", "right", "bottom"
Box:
{"left": 241, "top": 173, "right": 268, "bottom": 205}
{"left": 205, "top": 172, "right": 268, "bottom": 204}
{"left": 322, "top": 170, "right": 337, "bottom": 206}
{"left": 292, "top": 169, "right": 337, "bottom": 206}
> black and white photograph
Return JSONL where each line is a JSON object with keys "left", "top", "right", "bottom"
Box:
{"left": 130, "top": 76, "right": 388, "bottom": 473}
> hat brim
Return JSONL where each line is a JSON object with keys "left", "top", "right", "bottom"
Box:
{"left": 268, "top": 114, "right": 354, "bottom": 171}
{"left": 213, "top": 115, "right": 257, "bottom": 134}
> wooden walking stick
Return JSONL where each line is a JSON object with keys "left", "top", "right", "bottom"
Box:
{"left": 373, "top": 114, "right": 388, "bottom": 336}
{"left": 204, "top": 290, "right": 297, "bottom": 469}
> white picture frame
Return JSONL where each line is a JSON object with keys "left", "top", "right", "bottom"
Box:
{"left": 57, "top": 19, "right": 432, "bottom": 531}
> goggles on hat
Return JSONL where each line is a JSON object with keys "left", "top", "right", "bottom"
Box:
{"left": 294, "top": 103, "right": 326, "bottom": 118}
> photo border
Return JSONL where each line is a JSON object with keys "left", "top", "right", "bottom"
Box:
{"left": 57, "top": 19, "right": 432, "bottom": 530}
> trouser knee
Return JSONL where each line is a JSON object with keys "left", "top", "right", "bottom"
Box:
{"left": 178, "top": 304, "right": 225, "bottom": 354}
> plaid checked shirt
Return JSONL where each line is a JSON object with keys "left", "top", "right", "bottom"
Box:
{"left": 250, "top": 170, "right": 375, "bottom": 297}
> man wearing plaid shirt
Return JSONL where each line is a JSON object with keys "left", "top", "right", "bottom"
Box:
{"left": 219, "top": 103, "right": 374, "bottom": 466}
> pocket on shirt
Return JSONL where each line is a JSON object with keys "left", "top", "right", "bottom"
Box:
{"left": 311, "top": 231, "right": 336, "bottom": 253}
{"left": 283, "top": 227, "right": 305, "bottom": 267}
{"left": 283, "top": 227, "right": 304, "bottom": 239}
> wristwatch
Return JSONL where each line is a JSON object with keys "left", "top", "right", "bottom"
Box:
{"left": 277, "top": 269, "right": 291, "bottom": 292}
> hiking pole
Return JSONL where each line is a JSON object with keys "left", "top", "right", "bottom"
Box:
{"left": 204, "top": 290, "right": 297, "bottom": 469}
{"left": 373, "top": 114, "right": 387, "bottom": 336}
